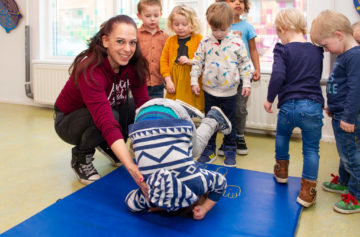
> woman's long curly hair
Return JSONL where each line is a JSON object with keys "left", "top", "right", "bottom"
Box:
{"left": 69, "top": 15, "right": 149, "bottom": 86}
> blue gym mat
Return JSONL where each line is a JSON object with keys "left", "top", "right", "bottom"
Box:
{"left": 2, "top": 164, "right": 302, "bottom": 237}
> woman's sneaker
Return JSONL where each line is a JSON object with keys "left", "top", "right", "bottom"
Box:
{"left": 197, "top": 145, "right": 216, "bottom": 163}
{"left": 206, "top": 106, "right": 232, "bottom": 135}
{"left": 96, "top": 142, "right": 121, "bottom": 167}
{"left": 333, "top": 193, "right": 360, "bottom": 214}
{"left": 322, "top": 174, "right": 349, "bottom": 194}
{"left": 71, "top": 149, "right": 100, "bottom": 185}
{"left": 176, "top": 99, "right": 205, "bottom": 120}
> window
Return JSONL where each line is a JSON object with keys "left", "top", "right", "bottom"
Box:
{"left": 247, "top": 0, "right": 307, "bottom": 71}
{"left": 41, "top": 0, "right": 307, "bottom": 71}
{"left": 47, "top": 0, "right": 115, "bottom": 57}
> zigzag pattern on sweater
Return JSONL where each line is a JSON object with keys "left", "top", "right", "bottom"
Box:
{"left": 129, "top": 126, "right": 193, "bottom": 141}
{"left": 136, "top": 145, "right": 193, "bottom": 166}
{"left": 130, "top": 124, "right": 195, "bottom": 178}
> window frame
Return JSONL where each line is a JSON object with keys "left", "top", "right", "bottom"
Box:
{"left": 30, "top": 0, "right": 331, "bottom": 77}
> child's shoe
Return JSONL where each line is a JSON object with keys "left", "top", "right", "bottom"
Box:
{"left": 296, "top": 178, "right": 317, "bottom": 207}
{"left": 206, "top": 106, "right": 232, "bottom": 135}
{"left": 197, "top": 145, "right": 216, "bottom": 163}
{"left": 274, "top": 159, "right": 289, "bottom": 183}
{"left": 236, "top": 136, "right": 248, "bottom": 155}
{"left": 322, "top": 174, "right": 349, "bottom": 194}
{"left": 176, "top": 99, "right": 205, "bottom": 120}
{"left": 333, "top": 193, "right": 360, "bottom": 214}
{"left": 223, "top": 145, "right": 237, "bottom": 167}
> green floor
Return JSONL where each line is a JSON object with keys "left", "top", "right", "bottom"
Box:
{"left": 0, "top": 103, "right": 359, "bottom": 236}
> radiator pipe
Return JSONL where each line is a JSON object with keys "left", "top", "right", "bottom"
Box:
{"left": 25, "top": 25, "right": 33, "bottom": 98}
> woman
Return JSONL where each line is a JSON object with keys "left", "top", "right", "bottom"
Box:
{"left": 54, "top": 15, "right": 150, "bottom": 196}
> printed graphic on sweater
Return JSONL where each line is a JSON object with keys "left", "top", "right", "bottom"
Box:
{"left": 108, "top": 79, "right": 129, "bottom": 107}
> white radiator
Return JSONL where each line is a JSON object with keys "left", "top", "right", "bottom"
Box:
{"left": 245, "top": 74, "right": 334, "bottom": 142}
{"left": 32, "top": 63, "right": 69, "bottom": 106}
{"left": 31, "top": 65, "right": 334, "bottom": 142}
{"left": 246, "top": 74, "right": 278, "bottom": 131}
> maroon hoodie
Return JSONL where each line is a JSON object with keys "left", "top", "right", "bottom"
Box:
{"left": 56, "top": 57, "right": 150, "bottom": 146}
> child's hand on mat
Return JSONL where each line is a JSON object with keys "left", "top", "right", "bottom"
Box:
{"left": 340, "top": 120, "right": 355, "bottom": 133}
{"left": 242, "top": 87, "right": 251, "bottom": 97}
{"left": 192, "top": 199, "right": 216, "bottom": 220}
{"left": 165, "top": 76, "right": 176, "bottom": 94}
{"left": 264, "top": 100, "right": 273, "bottom": 113}
{"left": 192, "top": 205, "right": 207, "bottom": 220}
{"left": 192, "top": 85, "right": 200, "bottom": 95}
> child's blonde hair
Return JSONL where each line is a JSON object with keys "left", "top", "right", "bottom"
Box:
{"left": 352, "top": 21, "right": 360, "bottom": 31}
{"left": 310, "top": 10, "right": 353, "bottom": 45}
{"left": 206, "top": 2, "right": 233, "bottom": 29}
{"left": 215, "top": 0, "right": 250, "bottom": 13}
{"left": 167, "top": 4, "right": 201, "bottom": 35}
{"left": 137, "top": 0, "right": 162, "bottom": 14}
{"left": 275, "top": 8, "right": 306, "bottom": 35}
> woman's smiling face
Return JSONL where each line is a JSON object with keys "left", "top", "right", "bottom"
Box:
{"left": 102, "top": 23, "right": 137, "bottom": 72}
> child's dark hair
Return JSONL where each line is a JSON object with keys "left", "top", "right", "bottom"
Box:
{"left": 69, "top": 15, "right": 149, "bottom": 87}
{"left": 151, "top": 193, "right": 208, "bottom": 218}
{"left": 216, "top": 0, "right": 251, "bottom": 13}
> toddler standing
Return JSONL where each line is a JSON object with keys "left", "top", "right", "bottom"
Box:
{"left": 216, "top": 0, "right": 260, "bottom": 156}
{"left": 137, "top": 0, "right": 168, "bottom": 98}
{"left": 160, "top": 5, "right": 204, "bottom": 111}
{"left": 191, "top": 2, "right": 252, "bottom": 167}
{"left": 311, "top": 10, "right": 360, "bottom": 214}
{"left": 264, "top": 8, "right": 324, "bottom": 207}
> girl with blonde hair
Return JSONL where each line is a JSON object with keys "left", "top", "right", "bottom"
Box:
{"left": 160, "top": 4, "right": 204, "bottom": 111}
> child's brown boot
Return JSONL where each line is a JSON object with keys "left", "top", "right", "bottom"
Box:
{"left": 297, "top": 178, "right": 317, "bottom": 207}
{"left": 274, "top": 159, "right": 289, "bottom": 183}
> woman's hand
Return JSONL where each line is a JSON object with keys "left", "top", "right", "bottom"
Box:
{"left": 128, "top": 166, "right": 149, "bottom": 200}
{"left": 165, "top": 76, "right": 176, "bottom": 94}
{"left": 111, "top": 139, "right": 149, "bottom": 199}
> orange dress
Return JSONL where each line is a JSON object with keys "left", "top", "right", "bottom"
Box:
{"left": 160, "top": 34, "right": 204, "bottom": 112}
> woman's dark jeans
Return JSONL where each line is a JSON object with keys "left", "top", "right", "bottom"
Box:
{"left": 54, "top": 99, "right": 135, "bottom": 153}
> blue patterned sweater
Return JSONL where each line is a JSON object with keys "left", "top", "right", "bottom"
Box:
{"left": 125, "top": 118, "right": 227, "bottom": 212}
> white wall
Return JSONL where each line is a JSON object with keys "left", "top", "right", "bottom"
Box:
{"left": 0, "top": 0, "right": 35, "bottom": 105}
